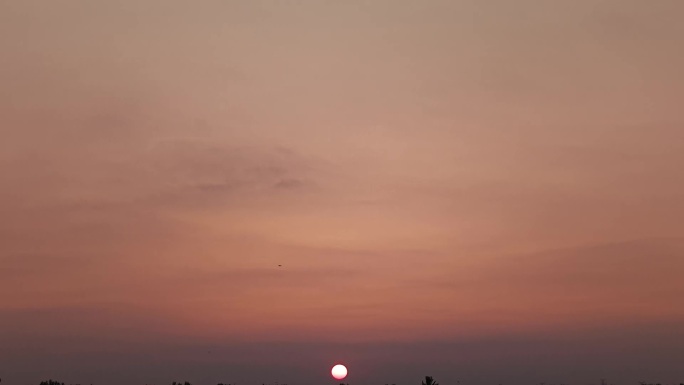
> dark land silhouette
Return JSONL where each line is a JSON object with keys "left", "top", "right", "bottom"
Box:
{"left": 33, "top": 378, "right": 443, "bottom": 385}
{"left": 27, "top": 378, "right": 684, "bottom": 385}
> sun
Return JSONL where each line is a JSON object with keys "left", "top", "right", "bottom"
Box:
{"left": 331, "top": 364, "right": 348, "bottom": 380}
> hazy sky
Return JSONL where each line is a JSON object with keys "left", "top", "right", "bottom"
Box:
{"left": 1, "top": 1, "right": 683, "bottom": 384}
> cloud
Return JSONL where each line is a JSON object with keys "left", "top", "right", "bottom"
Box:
{"left": 273, "top": 178, "right": 307, "bottom": 190}
{"left": 132, "top": 139, "right": 326, "bottom": 206}
{"left": 403, "top": 238, "right": 684, "bottom": 334}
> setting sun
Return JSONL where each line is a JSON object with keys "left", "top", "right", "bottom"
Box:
{"left": 331, "top": 364, "right": 348, "bottom": 380}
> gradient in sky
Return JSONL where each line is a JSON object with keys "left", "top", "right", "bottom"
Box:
{"left": 1, "top": 1, "right": 683, "bottom": 384}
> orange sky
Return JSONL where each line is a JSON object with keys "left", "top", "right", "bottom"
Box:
{"left": 1, "top": 1, "right": 683, "bottom": 384}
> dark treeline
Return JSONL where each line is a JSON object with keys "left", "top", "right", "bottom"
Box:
{"left": 32, "top": 378, "right": 684, "bottom": 385}
{"left": 36, "top": 379, "right": 439, "bottom": 385}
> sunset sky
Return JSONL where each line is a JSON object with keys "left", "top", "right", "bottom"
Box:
{"left": 1, "top": 1, "right": 683, "bottom": 384}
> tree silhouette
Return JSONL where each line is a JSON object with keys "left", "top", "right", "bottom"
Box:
{"left": 422, "top": 376, "right": 439, "bottom": 385}
{"left": 40, "top": 381, "right": 65, "bottom": 385}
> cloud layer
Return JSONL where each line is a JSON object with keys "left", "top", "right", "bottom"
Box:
{"left": 1, "top": 1, "right": 683, "bottom": 384}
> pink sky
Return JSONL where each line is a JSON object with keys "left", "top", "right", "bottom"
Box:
{"left": 1, "top": 1, "right": 683, "bottom": 384}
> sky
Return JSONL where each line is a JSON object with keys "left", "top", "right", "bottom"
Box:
{"left": 1, "top": 1, "right": 683, "bottom": 384}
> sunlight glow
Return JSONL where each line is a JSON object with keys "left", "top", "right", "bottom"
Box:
{"left": 331, "top": 364, "right": 348, "bottom": 380}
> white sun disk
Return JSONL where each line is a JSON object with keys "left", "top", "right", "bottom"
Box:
{"left": 331, "top": 364, "right": 348, "bottom": 380}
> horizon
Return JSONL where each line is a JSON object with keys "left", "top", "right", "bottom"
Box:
{"left": 21, "top": 377, "right": 684, "bottom": 385}
{"left": 1, "top": 1, "right": 683, "bottom": 385}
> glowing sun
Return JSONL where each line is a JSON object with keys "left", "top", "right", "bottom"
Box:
{"left": 331, "top": 364, "right": 348, "bottom": 380}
